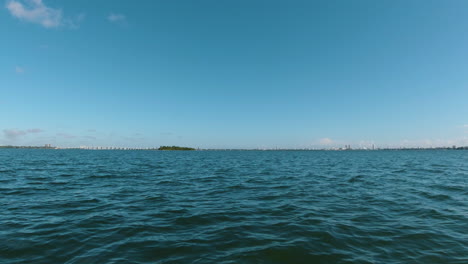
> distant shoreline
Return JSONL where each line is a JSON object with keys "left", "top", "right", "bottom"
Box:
{"left": 1, "top": 146, "right": 467, "bottom": 151}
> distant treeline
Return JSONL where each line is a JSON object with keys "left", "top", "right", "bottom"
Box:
{"left": 158, "top": 146, "right": 196, "bottom": 151}
{"left": 0, "top": 145, "right": 55, "bottom": 149}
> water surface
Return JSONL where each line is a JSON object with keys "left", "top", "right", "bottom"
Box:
{"left": 0, "top": 150, "right": 467, "bottom": 263}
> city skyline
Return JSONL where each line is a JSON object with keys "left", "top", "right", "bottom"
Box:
{"left": 2, "top": 0, "right": 468, "bottom": 149}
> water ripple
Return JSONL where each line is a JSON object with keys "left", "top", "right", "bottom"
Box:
{"left": 0, "top": 149, "right": 467, "bottom": 263}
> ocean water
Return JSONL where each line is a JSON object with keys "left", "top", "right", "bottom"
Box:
{"left": 0, "top": 149, "right": 467, "bottom": 264}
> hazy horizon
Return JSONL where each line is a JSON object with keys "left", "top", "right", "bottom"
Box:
{"left": 2, "top": 0, "right": 468, "bottom": 149}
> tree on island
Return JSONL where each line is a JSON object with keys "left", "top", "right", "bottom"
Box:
{"left": 158, "top": 146, "right": 195, "bottom": 151}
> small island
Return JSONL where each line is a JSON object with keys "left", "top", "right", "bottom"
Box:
{"left": 158, "top": 146, "right": 196, "bottom": 151}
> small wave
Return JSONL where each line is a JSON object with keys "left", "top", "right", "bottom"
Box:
{"left": 348, "top": 175, "right": 364, "bottom": 183}
{"left": 1, "top": 149, "right": 467, "bottom": 263}
{"left": 418, "top": 191, "right": 452, "bottom": 201}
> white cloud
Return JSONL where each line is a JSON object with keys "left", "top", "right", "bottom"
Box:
{"left": 463, "top": 124, "right": 468, "bottom": 128}
{"left": 6, "top": 0, "right": 63, "bottom": 28}
{"left": 15, "top": 66, "right": 24, "bottom": 74}
{"left": 319, "top": 138, "right": 333, "bottom": 145}
{"left": 107, "top": 13, "right": 126, "bottom": 23}
{"left": 6, "top": 0, "right": 83, "bottom": 29}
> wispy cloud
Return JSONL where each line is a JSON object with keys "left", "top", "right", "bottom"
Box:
{"left": 57, "top": 132, "right": 76, "bottom": 139}
{"left": 3, "top": 128, "right": 43, "bottom": 140}
{"left": 6, "top": 0, "right": 83, "bottom": 29}
{"left": 67, "top": 12, "right": 85, "bottom": 29}
{"left": 27, "top": 128, "right": 43, "bottom": 133}
{"left": 15, "top": 66, "right": 24, "bottom": 74}
{"left": 107, "top": 13, "right": 126, "bottom": 23}
{"left": 463, "top": 124, "right": 468, "bottom": 128}
{"left": 3, "top": 129, "right": 27, "bottom": 139}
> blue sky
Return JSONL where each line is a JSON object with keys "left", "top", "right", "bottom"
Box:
{"left": 1, "top": 0, "right": 468, "bottom": 148}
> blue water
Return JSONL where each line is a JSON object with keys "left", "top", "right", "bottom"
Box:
{"left": 0, "top": 149, "right": 467, "bottom": 263}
